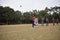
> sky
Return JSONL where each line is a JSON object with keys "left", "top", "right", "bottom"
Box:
{"left": 0, "top": 0, "right": 60, "bottom": 12}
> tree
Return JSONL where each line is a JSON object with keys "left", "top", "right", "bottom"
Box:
{"left": 23, "top": 12, "right": 31, "bottom": 23}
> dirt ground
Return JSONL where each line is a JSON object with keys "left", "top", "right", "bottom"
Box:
{"left": 0, "top": 23, "right": 60, "bottom": 40}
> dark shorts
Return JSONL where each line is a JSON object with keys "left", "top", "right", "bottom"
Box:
{"left": 32, "top": 21, "right": 34, "bottom": 27}
{"left": 32, "top": 21, "right": 34, "bottom": 25}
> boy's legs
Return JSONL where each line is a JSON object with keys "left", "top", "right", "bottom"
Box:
{"left": 32, "top": 21, "right": 34, "bottom": 28}
{"left": 42, "top": 21, "right": 44, "bottom": 26}
{"left": 53, "top": 22, "right": 55, "bottom": 26}
{"left": 57, "top": 22, "right": 58, "bottom": 25}
{"left": 46, "top": 21, "right": 48, "bottom": 26}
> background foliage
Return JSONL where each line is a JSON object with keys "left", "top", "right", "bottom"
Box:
{"left": 0, "top": 6, "right": 60, "bottom": 24}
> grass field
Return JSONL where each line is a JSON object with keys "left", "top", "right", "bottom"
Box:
{"left": 0, "top": 23, "right": 60, "bottom": 40}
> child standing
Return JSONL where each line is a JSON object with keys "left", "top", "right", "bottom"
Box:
{"left": 46, "top": 18, "right": 49, "bottom": 26}
{"left": 52, "top": 17, "right": 55, "bottom": 26}
{"left": 34, "top": 17, "right": 38, "bottom": 27}
{"left": 32, "top": 15, "right": 35, "bottom": 28}
{"left": 56, "top": 18, "right": 59, "bottom": 25}
{"left": 41, "top": 17, "right": 44, "bottom": 26}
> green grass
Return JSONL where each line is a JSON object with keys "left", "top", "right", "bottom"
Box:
{"left": 0, "top": 24, "right": 60, "bottom": 40}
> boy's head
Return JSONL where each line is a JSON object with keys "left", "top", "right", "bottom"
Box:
{"left": 32, "top": 14, "right": 35, "bottom": 17}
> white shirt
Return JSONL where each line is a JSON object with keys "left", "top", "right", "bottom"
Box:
{"left": 34, "top": 18, "right": 38, "bottom": 26}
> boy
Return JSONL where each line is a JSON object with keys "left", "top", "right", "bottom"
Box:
{"left": 41, "top": 17, "right": 44, "bottom": 26}
{"left": 46, "top": 18, "right": 49, "bottom": 26}
{"left": 32, "top": 15, "right": 35, "bottom": 28}
{"left": 52, "top": 17, "right": 55, "bottom": 26}
{"left": 34, "top": 17, "right": 38, "bottom": 27}
{"left": 56, "top": 18, "right": 59, "bottom": 25}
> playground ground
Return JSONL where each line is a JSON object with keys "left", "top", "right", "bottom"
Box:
{"left": 0, "top": 23, "right": 60, "bottom": 40}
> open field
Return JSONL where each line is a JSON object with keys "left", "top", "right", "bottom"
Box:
{"left": 0, "top": 24, "right": 60, "bottom": 40}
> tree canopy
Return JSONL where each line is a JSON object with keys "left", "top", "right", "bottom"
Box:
{"left": 0, "top": 6, "right": 60, "bottom": 24}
